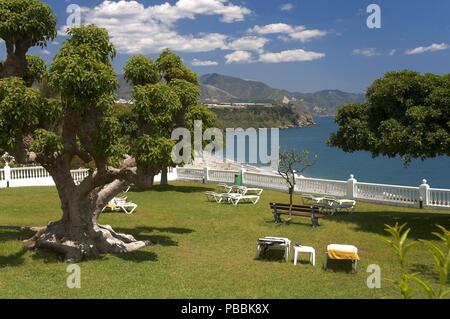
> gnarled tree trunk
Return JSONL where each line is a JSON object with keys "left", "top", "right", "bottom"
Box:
{"left": 0, "top": 40, "right": 28, "bottom": 79}
{"left": 25, "top": 167, "right": 151, "bottom": 262}
{"left": 160, "top": 167, "right": 168, "bottom": 186}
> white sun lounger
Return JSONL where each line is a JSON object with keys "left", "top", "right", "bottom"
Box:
{"left": 102, "top": 197, "right": 138, "bottom": 215}
{"left": 320, "top": 198, "right": 356, "bottom": 215}
{"left": 217, "top": 184, "right": 234, "bottom": 194}
{"left": 205, "top": 191, "right": 231, "bottom": 203}
{"left": 234, "top": 186, "right": 264, "bottom": 196}
{"left": 229, "top": 194, "right": 260, "bottom": 206}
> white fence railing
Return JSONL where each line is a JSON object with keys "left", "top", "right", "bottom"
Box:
{"left": 208, "top": 169, "right": 238, "bottom": 184}
{"left": 429, "top": 188, "right": 450, "bottom": 208}
{"left": 3, "top": 164, "right": 450, "bottom": 209}
{"left": 356, "top": 182, "right": 420, "bottom": 206}
{"left": 245, "top": 172, "right": 288, "bottom": 191}
{"left": 296, "top": 177, "right": 348, "bottom": 197}
{"left": 176, "top": 167, "right": 448, "bottom": 209}
{"left": 176, "top": 168, "right": 205, "bottom": 181}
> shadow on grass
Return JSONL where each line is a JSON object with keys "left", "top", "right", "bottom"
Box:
{"left": 112, "top": 250, "right": 159, "bottom": 263}
{"left": 115, "top": 226, "right": 195, "bottom": 247}
{"left": 0, "top": 247, "right": 28, "bottom": 268}
{"left": 129, "top": 184, "right": 214, "bottom": 194}
{"left": 331, "top": 211, "right": 450, "bottom": 240}
{"left": 263, "top": 218, "right": 317, "bottom": 229}
{"left": 324, "top": 259, "right": 357, "bottom": 274}
{"left": 409, "top": 263, "right": 439, "bottom": 281}
{"left": 0, "top": 229, "right": 35, "bottom": 241}
{"left": 255, "top": 250, "right": 289, "bottom": 263}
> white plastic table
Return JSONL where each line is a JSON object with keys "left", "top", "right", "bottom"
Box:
{"left": 293, "top": 245, "right": 316, "bottom": 266}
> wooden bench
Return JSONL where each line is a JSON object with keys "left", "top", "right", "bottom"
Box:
{"left": 270, "top": 203, "right": 325, "bottom": 227}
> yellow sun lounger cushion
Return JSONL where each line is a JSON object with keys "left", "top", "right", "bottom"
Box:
{"left": 327, "top": 244, "right": 360, "bottom": 261}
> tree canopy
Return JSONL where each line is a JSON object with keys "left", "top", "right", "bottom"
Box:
{"left": 328, "top": 71, "right": 450, "bottom": 165}
{"left": 0, "top": 0, "right": 56, "bottom": 77}
{"left": 0, "top": 7, "right": 214, "bottom": 260}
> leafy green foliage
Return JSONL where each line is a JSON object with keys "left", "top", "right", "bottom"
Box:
{"left": 212, "top": 104, "right": 303, "bottom": 129}
{"left": 0, "top": 0, "right": 56, "bottom": 48}
{"left": 0, "top": 77, "right": 46, "bottom": 149}
{"left": 48, "top": 25, "right": 118, "bottom": 107}
{"left": 382, "top": 223, "right": 450, "bottom": 299}
{"left": 133, "top": 83, "right": 182, "bottom": 130}
{"left": 134, "top": 135, "right": 175, "bottom": 166}
{"left": 124, "top": 55, "right": 160, "bottom": 86}
{"left": 93, "top": 116, "right": 124, "bottom": 161}
{"left": 329, "top": 71, "right": 450, "bottom": 165}
{"left": 185, "top": 103, "right": 217, "bottom": 131}
{"left": 170, "top": 79, "right": 200, "bottom": 108}
{"left": 156, "top": 49, "right": 198, "bottom": 84}
{"left": 23, "top": 55, "right": 47, "bottom": 86}
{"left": 30, "top": 129, "right": 62, "bottom": 156}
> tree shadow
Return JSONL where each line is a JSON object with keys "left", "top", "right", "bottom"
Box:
{"left": 111, "top": 250, "right": 159, "bottom": 263}
{"left": 331, "top": 211, "right": 450, "bottom": 240}
{"left": 0, "top": 247, "right": 28, "bottom": 268}
{"left": 114, "top": 226, "right": 195, "bottom": 247}
{"left": 263, "top": 218, "right": 316, "bottom": 229}
{"left": 130, "top": 185, "right": 214, "bottom": 194}
{"left": 0, "top": 229, "right": 35, "bottom": 241}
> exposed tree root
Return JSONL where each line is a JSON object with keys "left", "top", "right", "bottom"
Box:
{"left": 2, "top": 223, "right": 153, "bottom": 263}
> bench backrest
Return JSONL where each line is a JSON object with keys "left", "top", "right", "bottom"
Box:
{"left": 270, "top": 203, "right": 321, "bottom": 214}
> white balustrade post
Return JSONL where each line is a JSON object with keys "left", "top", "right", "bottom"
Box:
{"left": 419, "top": 179, "right": 430, "bottom": 209}
{"left": 203, "top": 166, "right": 209, "bottom": 184}
{"left": 347, "top": 174, "right": 357, "bottom": 199}
{"left": 240, "top": 165, "right": 246, "bottom": 185}
{"left": 4, "top": 163, "right": 11, "bottom": 188}
{"left": 172, "top": 167, "right": 178, "bottom": 181}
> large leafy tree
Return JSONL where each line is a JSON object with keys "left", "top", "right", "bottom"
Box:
{"left": 124, "top": 50, "right": 216, "bottom": 186}
{"left": 328, "top": 71, "right": 450, "bottom": 165}
{"left": 0, "top": 0, "right": 56, "bottom": 78}
{"left": 0, "top": 12, "right": 211, "bottom": 260}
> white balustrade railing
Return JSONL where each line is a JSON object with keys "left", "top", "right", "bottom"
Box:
{"left": 176, "top": 167, "right": 205, "bottom": 181}
{"left": 245, "top": 172, "right": 288, "bottom": 191}
{"left": 208, "top": 169, "right": 238, "bottom": 183}
{"left": 10, "top": 166, "right": 51, "bottom": 180}
{"left": 355, "top": 182, "right": 419, "bottom": 206}
{"left": 2, "top": 163, "right": 450, "bottom": 210}
{"left": 429, "top": 188, "right": 450, "bottom": 208}
{"left": 296, "top": 177, "right": 347, "bottom": 197}
{"left": 71, "top": 169, "right": 90, "bottom": 185}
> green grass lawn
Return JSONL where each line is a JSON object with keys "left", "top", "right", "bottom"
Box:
{"left": 0, "top": 182, "right": 449, "bottom": 299}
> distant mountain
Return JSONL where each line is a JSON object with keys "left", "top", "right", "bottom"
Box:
{"left": 116, "top": 73, "right": 365, "bottom": 116}
{"left": 200, "top": 74, "right": 365, "bottom": 116}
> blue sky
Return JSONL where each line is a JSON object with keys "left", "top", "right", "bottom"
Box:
{"left": 3, "top": 0, "right": 450, "bottom": 93}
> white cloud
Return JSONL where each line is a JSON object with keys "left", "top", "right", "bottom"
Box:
{"left": 41, "top": 49, "right": 51, "bottom": 55}
{"left": 60, "top": 0, "right": 252, "bottom": 54}
{"left": 405, "top": 43, "right": 449, "bottom": 55}
{"left": 352, "top": 48, "right": 379, "bottom": 57}
{"left": 225, "top": 51, "right": 255, "bottom": 64}
{"left": 389, "top": 49, "right": 397, "bottom": 56}
{"left": 280, "top": 3, "right": 294, "bottom": 12}
{"left": 191, "top": 59, "right": 219, "bottom": 66}
{"left": 249, "top": 23, "right": 327, "bottom": 43}
{"left": 259, "top": 49, "right": 325, "bottom": 63}
{"left": 225, "top": 36, "right": 268, "bottom": 53}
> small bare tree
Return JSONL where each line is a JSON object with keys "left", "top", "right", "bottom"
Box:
{"left": 278, "top": 149, "right": 317, "bottom": 221}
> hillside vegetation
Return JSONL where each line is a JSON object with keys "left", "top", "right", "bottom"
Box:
{"left": 212, "top": 104, "right": 314, "bottom": 129}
